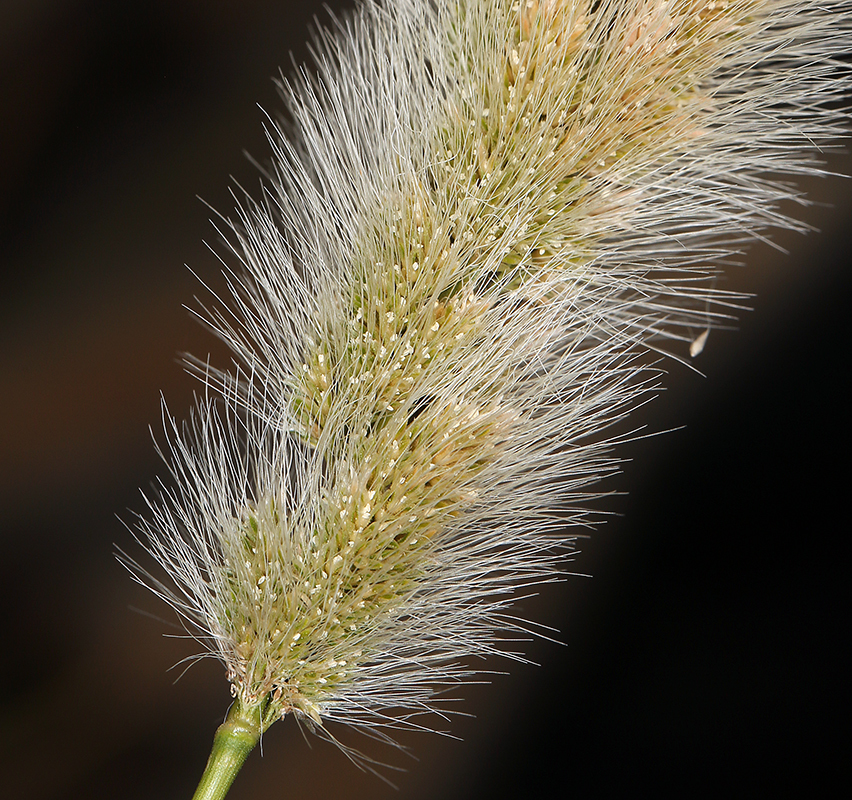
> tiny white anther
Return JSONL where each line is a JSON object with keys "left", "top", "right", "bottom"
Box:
{"left": 690, "top": 329, "right": 710, "bottom": 357}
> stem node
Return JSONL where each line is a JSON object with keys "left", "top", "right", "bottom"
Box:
{"left": 191, "top": 698, "right": 264, "bottom": 800}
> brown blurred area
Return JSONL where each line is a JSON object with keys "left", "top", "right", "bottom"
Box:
{"left": 0, "top": 2, "right": 849, "bottom": 798}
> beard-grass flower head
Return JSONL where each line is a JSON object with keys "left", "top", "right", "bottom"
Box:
{"left": 123, "top": 1, "right": 851, "bottom": 797}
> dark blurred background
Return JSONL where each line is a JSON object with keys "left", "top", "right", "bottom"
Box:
{"left": 1, "top": 2, "right": 849, "bottom": 797}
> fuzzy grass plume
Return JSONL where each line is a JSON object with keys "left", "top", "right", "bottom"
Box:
{"left": 124, "top": 0, "right": 850, "bottom": 796}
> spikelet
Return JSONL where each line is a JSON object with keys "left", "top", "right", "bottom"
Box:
{"left": 127, "top": 0, "right": 849, "bottom": 760}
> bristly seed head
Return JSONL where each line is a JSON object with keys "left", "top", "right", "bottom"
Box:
{"left": 125, "top": 0, "right": 850, "bottom": 751}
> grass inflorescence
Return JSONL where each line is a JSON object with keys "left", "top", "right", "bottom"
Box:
{"left": 123, "top": 0, "right": 850, "bottom": 788}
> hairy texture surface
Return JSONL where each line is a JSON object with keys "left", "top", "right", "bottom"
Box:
{"left": 127, "top": 0, "right": 850, "bottom": 747}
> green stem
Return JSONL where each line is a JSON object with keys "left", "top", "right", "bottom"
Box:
{"left": 191, "top": 698, "right": 265, "bottom": 800}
